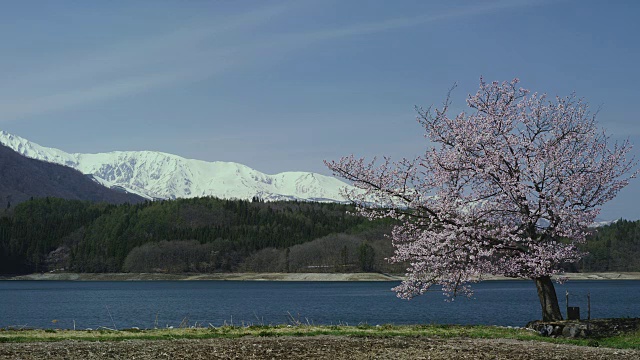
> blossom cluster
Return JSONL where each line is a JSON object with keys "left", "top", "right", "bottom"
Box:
{"left": 325, "top": 78, "right": 636, "bottom": 299}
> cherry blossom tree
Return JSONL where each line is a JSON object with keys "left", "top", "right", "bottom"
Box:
{"left": 325, "top": 78, "right": 636, "bottom": 321}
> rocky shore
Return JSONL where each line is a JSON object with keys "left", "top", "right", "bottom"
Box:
{"left": 3, "top": 272, "right": 640, "bottom": 281}
{"left": 527, "top": 318, "right": 640, "bottom": 339}
{"left": 0, "top": 272, "right": 402, "bottom": 281}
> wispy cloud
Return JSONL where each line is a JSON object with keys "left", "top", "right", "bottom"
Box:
{"left": 1, "top": 72, "right": 195, "bottom": 119}
{"left": 0, "top": 3, "right": 291, "bottom": 121}
{"left": 288, "top": 0, "right": 540, "bottom": 41}
{"left": 0, "top": 0, "right": 540, "bottom": 122}
{"left": 7, "top": 4, "right": 290, "bottom": 89}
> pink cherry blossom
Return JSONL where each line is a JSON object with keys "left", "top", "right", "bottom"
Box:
{"left": 325, "top": 78, "right": 637, "bottom": 320}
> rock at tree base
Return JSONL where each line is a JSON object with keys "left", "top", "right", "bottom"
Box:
{"left": 526, "top": 318, "right": 640, "bottom": 338}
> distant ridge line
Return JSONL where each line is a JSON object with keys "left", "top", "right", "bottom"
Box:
{"left": 0, "top": 130, "right": 351, "bottom": 203}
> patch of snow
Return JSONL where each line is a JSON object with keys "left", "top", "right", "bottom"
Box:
{"left": 588, "top": 219, "right": 619, "bottom": 228}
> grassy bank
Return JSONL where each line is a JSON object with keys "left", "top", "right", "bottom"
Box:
{"left": 1, "top": 325, "right": 638, "bottom": 349}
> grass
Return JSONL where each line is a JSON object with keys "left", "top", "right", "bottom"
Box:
{"left": 0, "top": 324, "right": 638, "bottom": 349}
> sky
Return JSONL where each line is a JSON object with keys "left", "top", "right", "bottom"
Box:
{"left": 0, "top": 0, "right": 638, "bottom": 220}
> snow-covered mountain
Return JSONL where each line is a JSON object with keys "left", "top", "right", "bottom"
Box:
{"left": 588, "top": 219, "right": 620, "bottom": 228}
{"left": 0, "top": 130, "right": 350, "bottom": 202}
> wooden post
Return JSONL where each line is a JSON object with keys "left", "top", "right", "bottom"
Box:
{"left": 587, "top": 292, "right": 591, "bottom": 320}
{"left": 565, "top": 290, "right": 569, "bottom": 319}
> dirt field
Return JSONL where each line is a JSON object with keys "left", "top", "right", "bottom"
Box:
{"left": 1, "top": 336, "right": 638, "bottom": 360}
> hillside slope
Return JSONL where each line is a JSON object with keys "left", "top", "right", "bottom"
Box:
{"left": 0, "top": 144, "right": 143, "bottom": 206}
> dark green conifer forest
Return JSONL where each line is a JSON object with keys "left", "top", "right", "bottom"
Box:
{"left": 0, "top": 197, "right": 638, "bottom": 275}
{"left": 573, "top": 220, "right": 640, "bottom": 272}
{"left": 0, "top": 197, "right": 397, "bottom": 274}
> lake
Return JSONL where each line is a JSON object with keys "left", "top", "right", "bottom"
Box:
{"left": 0, "top": 280, "right": 638, "bottom": 329}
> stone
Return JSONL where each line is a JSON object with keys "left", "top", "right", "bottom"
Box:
{"left": 539, "top": 324, "right": 555, "bottom": 336}
{"left": 562, "top": 325, "right": 583, "bottom": 338}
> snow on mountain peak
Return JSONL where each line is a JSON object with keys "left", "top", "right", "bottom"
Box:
{"left": 0, "top": 131, "right": 78, "bottom": 167}
{"left": 0, "top": 130, "right": 351, "bottom": 202}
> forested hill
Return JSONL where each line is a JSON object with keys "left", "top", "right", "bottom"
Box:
{"left": 0, "top": 197, "right": 395, "bottom": 274}
{"left": 1, "top": 196, "right": 638, "bottom": 275}
{"left": 576, "top": 220, "right": 640, "bottom": 272}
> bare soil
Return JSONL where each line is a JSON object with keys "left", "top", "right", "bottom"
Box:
{"left": 1, "top": 336, "right": 638, "bottom": 360}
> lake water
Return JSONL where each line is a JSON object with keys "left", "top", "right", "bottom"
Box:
{"left": 0, "top": 280, "right": 638, "bottom": 329}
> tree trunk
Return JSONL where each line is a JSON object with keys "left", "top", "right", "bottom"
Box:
{"left": 534, "top": 275, "right": 563, "bottom": 321}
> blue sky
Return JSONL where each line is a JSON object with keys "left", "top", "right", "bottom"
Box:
{"left": 0, "top": 0, "right": 638, "bottom": 219}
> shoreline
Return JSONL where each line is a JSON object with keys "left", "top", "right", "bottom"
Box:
{"left": 2, "top": 272, "right": 640, "bottom": 281}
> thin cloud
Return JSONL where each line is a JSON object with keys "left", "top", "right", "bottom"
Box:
{"left": 0, "top": 0, "right": 542, "bottom": 122}
{"left": 296, "top": 0, "right": 541, "bottom": 41}
{"left": 0, "top": 3, "right": 292, "bottom": 121}
{"left": 0, "top": 72, "right": 194, "bottom": 119}
{"left": 4, "top": 4, "right": 291, "bottom": 90}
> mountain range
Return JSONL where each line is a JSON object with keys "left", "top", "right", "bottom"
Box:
{"left": 0, "top": 130, "right": 350, "bottom": 202}
{"left": 0, "top": 142, "right": 143, "bottom": 206}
